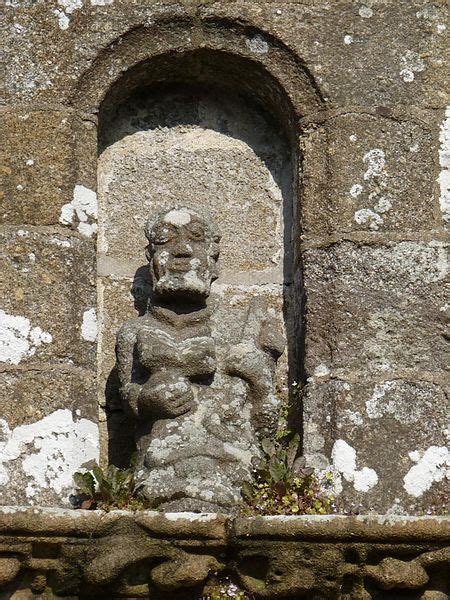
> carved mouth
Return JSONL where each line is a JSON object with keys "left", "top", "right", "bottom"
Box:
{"left": 169, "top": 259, "right": 197, "bottom": 272}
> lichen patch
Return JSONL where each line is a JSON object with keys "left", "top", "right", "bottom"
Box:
{"left": 331, "top": 439, "right": 378, "bottom": 493}
{"left": 59, "top": 185, "right": 98, "bottom": 237}
{"left": 403, "top": 446, "right": 449, "bottom": 497}
{"left": 81, "top": 309, "right": 98, "bottom": 342}
{"left": 437, "top": 106, "right": 450, "bottom": 222}
{"left": 0, "top": 310, "right": 52, "bottom": 365}
{"left": 0, "top": 410, "right": 99, "bottom": 501}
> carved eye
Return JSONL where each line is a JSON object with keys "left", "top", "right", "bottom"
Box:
{"left": 187, "top": 222, "right": 206, "bottom": 241}
{"left": 152, "top": 225, "right": 174, "bottom": 244}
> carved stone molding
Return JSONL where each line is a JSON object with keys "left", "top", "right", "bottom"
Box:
{"left": 0, "top": 509, "right": 448, "bottom": 599}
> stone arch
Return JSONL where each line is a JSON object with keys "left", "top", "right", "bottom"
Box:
{"left": 72, "top": 18, "right": 323, "bottom": 117}
{"left": 71, "top": 17, "right": 324, "bottom": 466}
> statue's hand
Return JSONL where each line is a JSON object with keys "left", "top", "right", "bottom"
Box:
{"left": 138, "top": 372, "right": 194, "bottom": 419}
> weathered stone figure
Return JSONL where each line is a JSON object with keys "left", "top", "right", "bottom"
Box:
{"left": 116, "top": 207, "right": 284, "bottom": 511}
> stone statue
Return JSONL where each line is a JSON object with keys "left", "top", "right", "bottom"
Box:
{"left": 116, "top": 207, "right": 284, "bottom": 512}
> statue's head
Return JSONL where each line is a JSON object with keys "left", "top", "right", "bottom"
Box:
{"left": 145, "top": 207, "right": 221, "bottom": 301}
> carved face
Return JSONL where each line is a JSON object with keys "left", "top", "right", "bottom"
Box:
{"left": 146, "top": 208, "right": 220, "bottom": 300}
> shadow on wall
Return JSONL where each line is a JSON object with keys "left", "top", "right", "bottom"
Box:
{"left": 97, "top": 52, "right": 301, "bottom": 469}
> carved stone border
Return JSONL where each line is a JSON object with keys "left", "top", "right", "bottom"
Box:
{"left": 0, "top": 509, "right": 448, "bottom": 598}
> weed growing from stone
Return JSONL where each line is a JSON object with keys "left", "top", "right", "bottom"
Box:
{"left": 241, "top": 434, "right": 333, "bottom": 516}
{"left": 201, "top": 578, "right": 251, "bottom": 600}
{"left": 71, "top": 455, "right": 150, "bottom": 510}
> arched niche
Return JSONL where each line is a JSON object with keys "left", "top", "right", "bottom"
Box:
{"left": 72, "top": 19, "right": 323, "bottom": 467}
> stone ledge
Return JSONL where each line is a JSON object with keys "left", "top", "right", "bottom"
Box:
{"left": 2, "top": 507, "right": 448, "bottom": 539}
{"left": 233, "top": 514, "right": 450, "bottom": 541}
{"left": 0, "top": 508, "right": 448, "bottom": 598}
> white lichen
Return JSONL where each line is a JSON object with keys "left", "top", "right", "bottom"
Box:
{"left": 0, "top": 410, "right": 99, "bottom": 499}
{"left": 354, "top": 208, "right": 383, "bottom": 230}
{"left": 246, "top": 34, "right": 269, "bottom": 54}
{"left": 365, "top": 381, "right": 395, "bottom": 419}
{"left": 58, "top": 0, "right": 82, "bottom": 11}
{"left": 359, "top": 5, "right": 373, "bottom": 18}
{"left": 437, "top": 106, "right": 450, "bottom": 222}
{"left": 164, "top": 512, "right": 217, "bottom": 522}
{"left": 59, "top": 185, "right": 98, "bottom": 237}
{"left": 331, "top": 439, "right": 356, "bottom": 481}
{"left": 163, "top": 208, "right": 191, "bottom": 226}
{"left": 350, "top": 183, "right": 363, "bottom": 198}
{"left": 373, "top": 197, "right": 392, "bottom": 213}
{"left": 53, "top": 9, "right": 70, "bottom": 29}
{"left": 400, "top": 50, "right": 425, "bottom": 83}
{"left": 81, "top": 308, "right": 98, "bottom": 342}
{"left": 313, "top": 363, "right": 330, "bottom": 378}
{"left": 363, "top": 148, "right": 386, "bottom": 180}
{"left": 354, "top": 467, "right": 379, "bottom": 492}
{"left": 0, "top": 311, "right": 52, "bottom": 365}
{"left": 54, "top": 0, "right": 82, "bottom": 29}
{"left": 342, "top": 410, "right": 364, "bottom": 426}
{"left": 331, "top": 439, "right": 378, "bottom": 492}
{"left": 403, "top": 446, "right": 449, "bottom": 497}
{"left": 78, "top": 222, "right": 98, "bottom": 237}
{"left": 400, "top": 69, "right": 415, "bottom": 83}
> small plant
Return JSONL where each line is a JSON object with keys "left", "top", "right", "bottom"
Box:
{"left": 241, "top": 434, "right": 333, "bottom": 516}
{"left": 202, "top": 578, "right": 251, "bottom": 600}
{"left": 71, "top": 455, "right": 149, "bottom": 510}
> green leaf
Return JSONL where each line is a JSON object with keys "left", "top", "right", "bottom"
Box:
{"left": 92, "top": 465, "right": 105, "bottom": 487}
{"left": 99, "top": 480, "right": 113, "bottom": 502}
{"left": 107, "top": 464, "right": 118, "bottom": 482}
{"left": 261, "top": 438, "right": 276, "bottom": 458}
{"left": 293, "top": 456, "right": 309, "bottom": 475}
{"left": 73, "top": 472, "right": 95, "bottom": 497}
{"left": 241, "top": 481, "right": 254, "bottom": 500}
{"left": 286, "top": 434, "right": 300, "bottom": 469}
{"left": 268, "top": 460, "right": 285, "bottom": 483}
{"left": 257, "top": 467, "right": 271, "bottom": 481}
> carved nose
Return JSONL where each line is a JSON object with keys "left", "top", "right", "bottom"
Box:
{"left": 173, "top": 240, "right": 193, "bottom": 257}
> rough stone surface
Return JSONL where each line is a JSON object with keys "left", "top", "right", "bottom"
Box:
{"left": 0, "top": 227, "right": 98, "bottom": 506}
{"left": 2, "top": 0, "right": 448, "bottom": 511}
{"left": 301, "top": 111, "right": 444, "bottom": 236}
{"left": 0, "top": 368, "right": 98, "bottom": 507}
{"left": 2, "top": 2, "right": 448, "bottom": 109}
{"left": 0, "top": 509, "right": 448, "bottom": 599}
{"left": 303, "top": 241, "right": 448, "bottom": 376}
{"left": 1, "top": 109, "right": 76, "bottom": 226}
{"left": 303, "top": 379, "right": 449, "bottom": 514}
{"left": 0, "top": 368, "right": 96, "bottom": 431}
{"left": 0, "top": 228, "right": 96, "bottom": 369}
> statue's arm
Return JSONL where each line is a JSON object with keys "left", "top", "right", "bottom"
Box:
{"left": 116, "top": 322, "right": 144, "bottom": 417}
{"left": 225, "top": 299, "right": 284, "bottom": 387}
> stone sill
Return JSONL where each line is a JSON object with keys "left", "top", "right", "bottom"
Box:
{"left": 1, "top": 508, "right": 449, "bottom": 598}
{"left": 1, "top": 507, "right": 449, "bottom": 541}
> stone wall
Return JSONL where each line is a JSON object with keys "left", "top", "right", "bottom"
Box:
{"left": 1, "top": 0, "right": 448, "bottom": 513}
